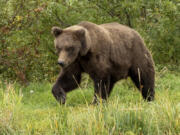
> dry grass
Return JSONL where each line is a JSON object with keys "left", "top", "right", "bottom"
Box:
{"left": 0, "top": 70, "right": 180, "bottom": 135}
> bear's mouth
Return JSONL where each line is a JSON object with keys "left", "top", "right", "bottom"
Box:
{"left": 60, "top": 63, "right": 69, "bottom": 70}
{"left": 60, "top": 59, "right": 79, "bottom": 70}
{"left": 58, "top": 61, "right": 69, "bottom": 69}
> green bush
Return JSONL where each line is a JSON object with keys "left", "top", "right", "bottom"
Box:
{"left": 0, "top": 0, "right": 179, "bottom": 82}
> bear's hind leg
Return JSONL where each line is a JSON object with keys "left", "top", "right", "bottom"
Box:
{"left": 141, "top": 82, "right": 155, "bottom": 101}
{"left": 129, "top": 68, "right": 155, "bottom": 101}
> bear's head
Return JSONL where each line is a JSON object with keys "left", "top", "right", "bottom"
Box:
{"left": 51, "top": 25, "right": 90, "bottom": 68}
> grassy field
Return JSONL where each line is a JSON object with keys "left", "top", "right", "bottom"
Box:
{"left": 0, "top": 69, "right": 180, "bottom": 135}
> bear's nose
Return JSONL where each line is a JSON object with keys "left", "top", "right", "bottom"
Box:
{"left": 58, "top": 61, "right": 65, "bottom": 67}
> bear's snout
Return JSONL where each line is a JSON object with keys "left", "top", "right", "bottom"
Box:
{"left": 58, "top": 60, "right": 65, "bottom": 67}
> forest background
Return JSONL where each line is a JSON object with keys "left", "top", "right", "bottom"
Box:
{"left": 0, "top": 0, "right": 179, "bottom": 83}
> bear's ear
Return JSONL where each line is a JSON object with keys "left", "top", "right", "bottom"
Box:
{"left": 75, "top": 28, "right": 90, "bottom": 56}
{"left": 75, "top": 29, "right": 85, "bottom": 38}
{"left": 51, "top": 26, "right": 63, "bottom": 37}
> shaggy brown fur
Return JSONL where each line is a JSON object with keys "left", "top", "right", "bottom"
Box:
{"left": 51, "top": 21, "right": 155, "bottom": 104}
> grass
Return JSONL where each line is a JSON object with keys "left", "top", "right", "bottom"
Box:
{"left": 0, "top": 69, "right": 180, "bottom": 135}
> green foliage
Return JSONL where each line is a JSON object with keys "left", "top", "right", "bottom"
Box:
{"left": 0, "top": 0, "right": 179, "bottom": 82}
{"left": 0, "top": 71, "right": 180, "bottom": 134}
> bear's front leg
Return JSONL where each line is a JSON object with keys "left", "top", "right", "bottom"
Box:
{"left": 52, "top": 82, "right": 66, "bottom": 104}
{"left": 52, "top": 67, "right": 82, "bottom": 104}
{"left": 92, "top": 77, "right": 115, "bottom": 104}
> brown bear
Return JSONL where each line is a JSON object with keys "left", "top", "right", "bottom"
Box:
{"left": 51, "top": 21, "right": 155, "bottom": 104}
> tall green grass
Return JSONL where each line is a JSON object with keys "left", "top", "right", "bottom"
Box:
{"left": 0, "top": 70, "right": 180, "bottom": 135}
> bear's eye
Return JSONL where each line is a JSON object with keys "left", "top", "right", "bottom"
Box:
{"left": 56, "top": 47, "right": 62, "bottom": 54}
{"left": 55, "top": 50, "right": 59, "bottom": 54}
{"left": 66, "top": 47, "right": 75, "bottom": 52}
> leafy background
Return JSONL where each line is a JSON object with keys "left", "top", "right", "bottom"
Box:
{"left": 0, "top": 0, "right": 179, "bottom": 83}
